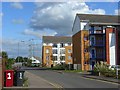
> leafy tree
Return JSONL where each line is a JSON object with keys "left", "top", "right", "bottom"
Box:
{"left": 2, "top": 51, "right": 8, "bottom": 59}
{"left": 27, "top": 59, "right": 32, "bottom": 67}
{"left": 16, "top": 56, "right": 23, "bottom": 62}
{"left": 6, "top": 58, "right": 15, "bottom": 70}
{"left": 23, "top": 57, "right": 28, "bottom": 62}
{"left": 2, "top": 51, "right": 14, "bottom": 70}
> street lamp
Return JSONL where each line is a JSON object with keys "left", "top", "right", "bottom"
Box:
{"left": 18, "top": 42, "right": 20, "bottom": 62}
{"left": 18, "top": 40, "right": 25, "bottom": 63}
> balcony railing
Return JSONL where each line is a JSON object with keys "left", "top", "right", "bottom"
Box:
{"left": 90, "top": 54, "right": 105, "bottom": 59}
{"left": 90, "top": 41, "right": 105, "bottom": 47}
{"left": 89, "top": 30, "right": 105, "bottom": 35}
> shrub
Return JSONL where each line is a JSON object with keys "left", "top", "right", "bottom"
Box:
{"left": 93, "top": 61, "right": 116, "bottom": 77}
{"left": 51, "top": 64, "right": 68, "bottom": 70}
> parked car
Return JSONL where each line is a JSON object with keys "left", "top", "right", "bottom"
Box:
{"left": 110, "top": 65, "right": 120, "bottom": 70}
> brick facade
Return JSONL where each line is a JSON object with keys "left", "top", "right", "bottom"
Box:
{"left": 72, "top": 30, "right": 90, "bottom": 71}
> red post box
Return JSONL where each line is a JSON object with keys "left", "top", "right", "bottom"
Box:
{"left": 5, "top": 70, "right": 14, "bottom": 87}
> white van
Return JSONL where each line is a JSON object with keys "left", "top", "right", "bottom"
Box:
{"left": 30, "top": 57, "right": 41, "bottom": 67}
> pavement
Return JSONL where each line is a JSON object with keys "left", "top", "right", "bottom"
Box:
{"left": 80, "top": 72, "right": 120, "bottom": 84}
{"left": 24, "top": 71, "right": 59, "bottom": 88}
{"left": 3, "top": 71, "right": 60, "bottom": 89}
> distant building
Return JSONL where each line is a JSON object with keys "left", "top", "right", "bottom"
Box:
{"left": 42, "top": 36, "right": 72, "bottom": 67}
{"left": 72, "top": 14, "right": 120, "bottom": 70}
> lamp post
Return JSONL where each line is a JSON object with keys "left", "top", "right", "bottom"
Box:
{"left": 21, "top": 41, "right": 25, "bottom": 65}
{"left": 18, "top": 42, "right": 19, "bottom": 62}
{"left": 18, "top": 40, "right": 26, "bottom": 63}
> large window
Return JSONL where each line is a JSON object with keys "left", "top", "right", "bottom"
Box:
{"left": 53, "top": 49, "right": 57, "bottom": 54}
{"left": 53, "top": 44, "right": 57, "bottom": 48}
{"left": 68, "top": 43, "right": 71, "bottom": 46}
{"left": 60, "top": 56, "right": 65, "bottom": 61}
{"left": 91, "top": 49, "right": 96, "bottom": 58}
{"left": 53, "top": 56, "right": 57, "bottom": 61}
{"left": 60, "top": 43, "right": 65, "bottom": 47}
{"left": 46, "top": 56, "right": 49, "bottom": 60}
{"left": 60, "top": 49, "right": 65, "bottom": 54}
{"left": 90, "top": 36, "right": 95, "bottom": 45}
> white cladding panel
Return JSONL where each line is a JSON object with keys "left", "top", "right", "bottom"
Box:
{"left": 109, "top": 33, "right": 116, "bottom": 65}
{"left": 80, "top": 22, "right": 89, "bottom": 30}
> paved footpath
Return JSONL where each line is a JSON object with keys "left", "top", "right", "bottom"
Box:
{"left": 25, "top": 71, "right": 57, "bottom": 88}
{"left": 3, "top": 71, "right": 59, "bottom": 89}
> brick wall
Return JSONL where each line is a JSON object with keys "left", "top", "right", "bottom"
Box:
{"left": 65, "top": 46, "right": 73, "bottom": 64}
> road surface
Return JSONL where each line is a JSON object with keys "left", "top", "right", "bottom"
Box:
{"left": 26, "top": 69, "right": 119, "bottom": 88}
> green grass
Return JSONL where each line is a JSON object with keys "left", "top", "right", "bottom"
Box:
{"left": 23, "top": 77, "right": 29, "bottom": 87}
{"left": 64, "top": 70, "right": 83, "bottom": 73}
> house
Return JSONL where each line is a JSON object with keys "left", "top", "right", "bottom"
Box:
{"left": 72, "top": 14, "right": 120, "bottom": 71}
{"left": 42, "top": 36, "right": 72, "bottom": 67}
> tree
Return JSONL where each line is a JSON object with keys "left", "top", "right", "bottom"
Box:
{"left": 2, "top": 51, "right": 8, "bottom": 67}
{"left": 6, "top": 58, "right": 15, "bottom": 70}
{"left": 23, "top": 57, "right": 29, "bottom": 62}
{"left": 16, "top": 56, "right": 23, "bottom": 62}
{"left": 2, "top": 51, "right": 8, "bottom": 59}
{"left": 27, "top": 59, "right": 32, "bottom": 67}
{"left": 2, "top": 51, "right": 14, "bottom": 70}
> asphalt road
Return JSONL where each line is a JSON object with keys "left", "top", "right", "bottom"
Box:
{"left": 26, "top": 69, "right": 119, "bottom": 88}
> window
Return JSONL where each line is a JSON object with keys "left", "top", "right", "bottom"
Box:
{"left": 53, "top": 49, "right": 57, "bottom": 54}
{"left": 68, "top": 49, "right": 72, "bottom": 53}
{"left": 60, "top": 49, "right": 65, "bottom": 54}
{"left": 68, "top": 43, "right": 71, "bottom": 46}
{"left": 68, "top": 56, "right": 72, "bottom": 60}
{"left": 46, "top": 49, "right": 49, "bottom": 53}
{"left": 84, "top": 49, "right": 88, "bottom": 53}
{"left": 53, "top": 44, "right": 57, "bottom": 48}
{"left": 53, "top": 56, "right": 57, "bottom": 61}
{"left": 84, "top": 37, "right": 88, "bottom": 41}
{"left": 60, "top": 43, "right": 65, "bottom": 47}
{"left": 46, "top": 56, "right": 49, "bottom": 60}
{"left": 60, "top": 56, "right": 65, "bottom": 61}
{"left": 91, "top": 49, "right": 96, "bottom": 58}
{"left": 90, "top": 36, "right": 95, "bottom": 45}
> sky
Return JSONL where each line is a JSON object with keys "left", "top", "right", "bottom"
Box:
{"left": 1, "top": 1, "right": 119, "bottom": 58}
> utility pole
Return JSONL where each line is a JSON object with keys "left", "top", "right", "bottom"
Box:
{"left": 18, "top": 42, "right": 19, "bottom": 62}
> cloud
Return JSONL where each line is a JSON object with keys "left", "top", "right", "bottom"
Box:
{"left": 11, "top": 2, "right": 23, "bottom": 9}
{"left": 12, "top": 19, "right": 24, "bottom": 24}
{"left": 23, "top": 29, "right": 57, "bottom": 38}
{"left": 2, "top": 38, "right": 42, "bottom": 58}
{"left": 30, "top": 2, "right": 105, "bottom": 36}
{"left": 1, "top": 38, "right": 41, "bottom": 58}
{"left": 115, "top": 9, "right": 120, "bottom": 15}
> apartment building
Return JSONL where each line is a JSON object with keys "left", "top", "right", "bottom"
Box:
{"left": 72, "top": 14, "right": 119, "bottom": 70}
{"left": 42, "top": 36, "right": 72, "bottom": 67}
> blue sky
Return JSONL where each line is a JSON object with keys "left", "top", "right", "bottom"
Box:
{"left": 2, "top": 2, "right": 35, "bottom": 40}
{"left": 1, "top": 2, "right": 119, "bottom": 58}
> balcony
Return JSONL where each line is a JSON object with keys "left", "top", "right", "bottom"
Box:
{"left": 89, "top": 30, "right": 105, "bottom": 35}
{"left": 90, "top": 53, "right": 105, "bottom": 60}
{"left": 90, "top": 41, "right": 105, "bottom": 47}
